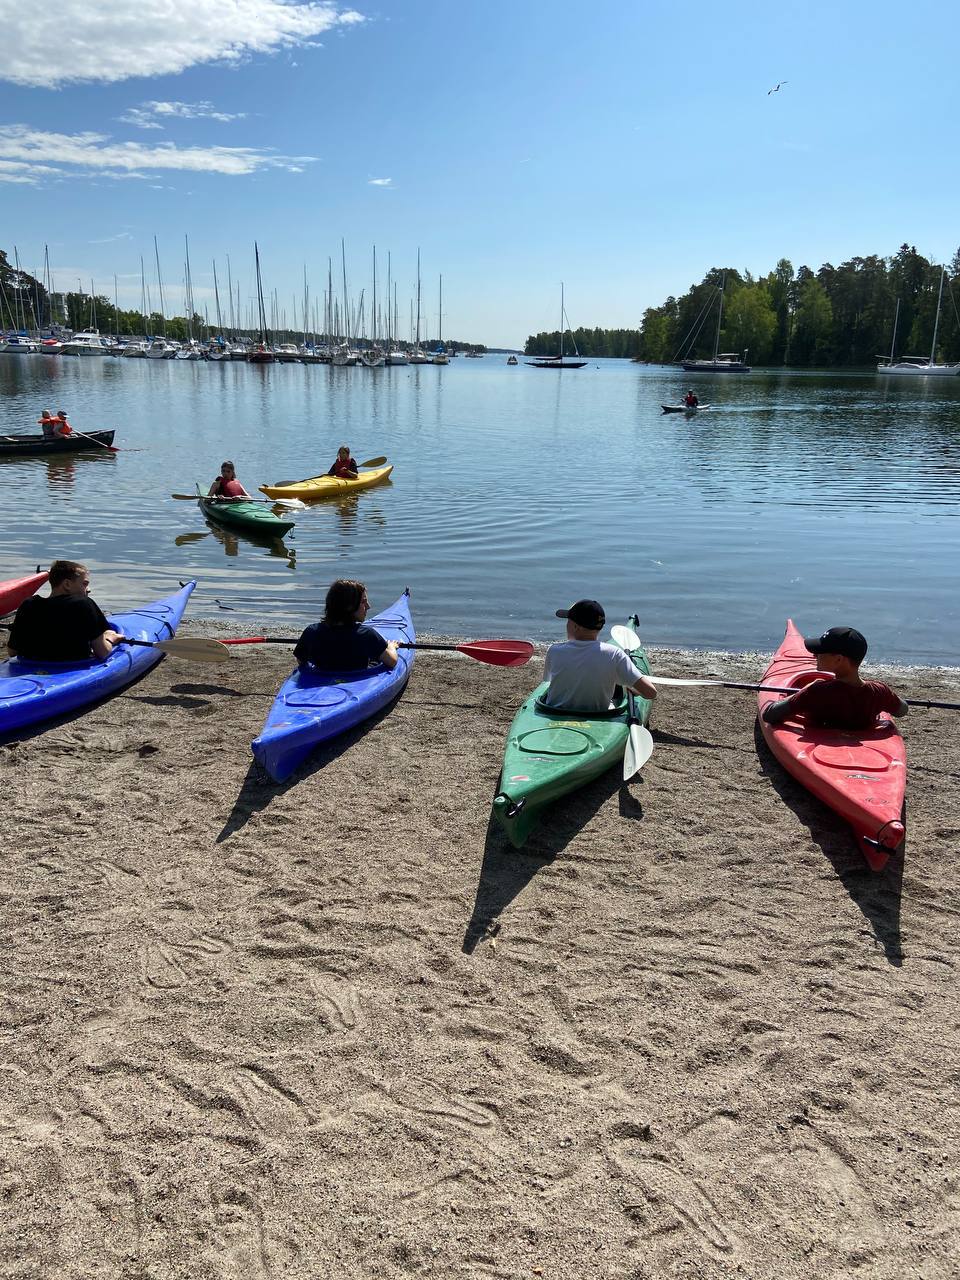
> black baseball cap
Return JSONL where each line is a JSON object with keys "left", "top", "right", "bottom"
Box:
{"left": 804, "top": 626, "right": 867, "bottom": 663}
{"left": 556, "top": 600, "right": 605, "bottom": 630}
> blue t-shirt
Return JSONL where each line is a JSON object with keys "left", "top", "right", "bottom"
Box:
{"left": 293, "top": 621, "right": 388, "bottom": 672}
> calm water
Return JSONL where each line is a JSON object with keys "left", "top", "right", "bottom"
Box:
{"left": 1, "top": 355, "right": 959, "bottom": 663}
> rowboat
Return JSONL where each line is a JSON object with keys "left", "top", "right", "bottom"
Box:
{"left": 757, "top": 620, "right": 906, "bottom": 871}
{"left": 251, "top": 590, "right": 414, "bottom": 782}
{"left": 0, "top": 430, "right": 115, "bottom": 458}
{"left": 196, "top": 486, "right": 295, "bottom": 538}
{"left": 661, "top": 403, "right": 710, "bottom": 414}
{"left": 491, "top": 626, "right": 652, "bottom": 848}
{"left": 0, "top": 582, "right": 195, "bottom": 736}
{"left": 0, "top": 571, "right": 48, "bottom": 615}
{"left": 259, "top": 465, "right": 393, "bottom": 502}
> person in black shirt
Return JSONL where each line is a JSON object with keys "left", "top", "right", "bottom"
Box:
{"left": 293, "top": 579, "right": 398, "bottom": 673}
{"left": 8, "top": 560, "right": 124, "bottom": 662}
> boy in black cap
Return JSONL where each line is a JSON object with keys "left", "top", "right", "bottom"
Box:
{"left": 762, "top": 625, "right": 907, "bottom": 729}
{"left": 543, "top": 599, "right": 658, "bottom": 713}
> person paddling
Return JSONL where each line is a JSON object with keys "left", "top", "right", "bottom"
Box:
{"left": 208, "top": 460, "right": 250, "bottom": 501}
{"left": 7, "top": 560, "right": 124, "bottom": 663}
{"left": 684, "top": 390, "right": 699, "bottom": 408}
{"left": 542, "top": 600, "right": 657, "bottom": 713}
{"left": 762, "top": 626, "right": 907, "bottom": 729}
{"left": 294, "top": 579, "right": 398, "bottom": 673}
{"left": 328, "top": 446, "right": 359, "bottom": 480}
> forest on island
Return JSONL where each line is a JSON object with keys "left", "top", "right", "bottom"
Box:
{"left": 525, "top": 246, "right": 960, "bottom": 367}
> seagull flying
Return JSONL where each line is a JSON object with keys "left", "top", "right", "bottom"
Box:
{"left": 767, "top": 80, "right": 788, "bottom": 95}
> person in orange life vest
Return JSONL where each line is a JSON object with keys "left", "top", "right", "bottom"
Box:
{"left": 208, "top": 460, "right": 251, "bottom": 501}
{"left": 762, "top": 626, "right": 908, "bottom": 730}
{"left": 38, "top": 409, "right": 56, "bottom": 439}
{"left": 328, "top": 445, "right": 359, "bottom": 480}
{"left": 53, "top": 409, "right": 73, "bottom": 438}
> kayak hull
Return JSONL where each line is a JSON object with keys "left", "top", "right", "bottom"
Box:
{"left": 0, "top": 572, "right": 49, "bottom": 615}
{"left": 197, "top": 486, "right": 295, "bottom": 537}
{"left": 0, "top": 583, "right": 196, "bottom": 736}
{"left": 259, "top": 465, "right": 392, "bottom": 501}
{"left": 251, "top": 591, "right": 414, "bottom": 782}
{"left": 492, "top": 628, "right": 652, "bottom": 848}
{"left": 661, "top": 403, "right": 710, "bottom": 413}
{"left": 757, "top": 620, "right": 906, "bottom": 871}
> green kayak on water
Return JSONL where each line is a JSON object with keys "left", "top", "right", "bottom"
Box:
{"left": 492, "top": 625, "right": 653, "bottom": 848}
{"left": 197, "top": 485, "right": 295, "bottom": 538}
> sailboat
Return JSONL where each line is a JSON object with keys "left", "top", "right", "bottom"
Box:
{"left": 432, "top": 275, "right": 449, "bottom": 363}
{"left": 408, "top": 249, "right": 431, "bottom": 364}
{"left": 877, "top": 269, "right": 960, "bottom": 376}
{"left": 680, "top": 276, "right": 751, "bottom": 372}
{"left": 526, "top": 284, "right": 587, "bottom": 368}
{"left": 248, "top": 243, "right": 275, "bottom": 363}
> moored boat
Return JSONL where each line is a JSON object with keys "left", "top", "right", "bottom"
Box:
{"left": 491, "top": 625, "right": 652, "bottom": 848}
{"left": 757, "top": 620, "right": 906, "bottom": 871}
{"left": 61, "top": 330, "right": 112, "bottom": 356}
{"left": 0, "top": 571, "right": 49, "bottom": 615}
{"left": 0, "top": 429, "right": 116, "bottom": 458}
{"left": 251, "top": 590, "right": 414, "bottom": 781}
{"left": 196, "top": 485, "right": 295, "bottom": 538}
{"left": 0, "top": 582, "right": 196, "bottom": 736}
{"left": 259, "top": 464, "right": 392, "bottom": 502}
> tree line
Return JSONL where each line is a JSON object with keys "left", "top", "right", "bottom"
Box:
{"left": 524, "top": 246, "right": 960, "bottom": 366}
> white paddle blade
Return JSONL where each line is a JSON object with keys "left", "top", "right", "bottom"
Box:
{"left": 645, "top": 675, "right": 725, "bottom": 687}
{"left": 623, "top": 723, "right": 654, "bottom": 780}
{"left": 154, "top": 637, "right": 232, "bottom": 664}
{"left": 610, "top": 624, "right": 641, "bottom": 651}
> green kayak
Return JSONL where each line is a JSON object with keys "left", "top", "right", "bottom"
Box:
{"left": 197, "top": 485, "right": 295, "bottom": 538}
{"left": 492, "top": 626, "right": 652, "bottom": 848}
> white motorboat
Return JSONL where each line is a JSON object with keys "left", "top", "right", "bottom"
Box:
{"left": 121, "top": 341, "right": 148, "bottom": 357}
{"left": 0, "top": 335, "right": 39, "bottom": 353}
{"left": 61, "top": 330, "right": 112, "bottom": 356}
{"left": 385, "top": 348, "right": 408, "bottom": 365}
{"left": 275, "top": 344, "right": 302, "bottom": 363}
{"left": 145, "top": 339, "right": 177, "bottom": 358}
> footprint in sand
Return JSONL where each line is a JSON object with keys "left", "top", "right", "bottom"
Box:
{"left": 609, "top": 1146, "right": 737, "bottom": 1259}
{"left": 311, "top": 979, "right": 363, "bottom": 1032}
{"left": 142, "top": 943, "right": 189, "bottom": 990}
{"left": 231, "top": 1065, "right": 307, "bottom": 1134}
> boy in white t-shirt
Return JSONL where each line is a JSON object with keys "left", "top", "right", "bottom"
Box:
{"left": 542, "top": 599, "right": 658, "bottom": 713}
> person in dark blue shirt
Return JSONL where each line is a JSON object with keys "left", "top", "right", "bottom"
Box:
{"left": 293, "top": 579, "right": 398, "bottom": 673}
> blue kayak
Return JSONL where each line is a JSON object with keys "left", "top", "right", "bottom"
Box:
{"left": 0, "top": 582, "right": 196, "bottom": 735}
{"left": 252, "top": 590, "right": 414, "bottom": 782}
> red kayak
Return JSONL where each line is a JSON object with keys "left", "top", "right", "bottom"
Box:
{"left": 757, "top": 620, "right": 906, "bottom": 872}
{"left": 0, "top": 571, "right": 48, "bottom": 615}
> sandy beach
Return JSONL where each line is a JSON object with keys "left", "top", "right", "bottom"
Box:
{"left": 2, "top": 633, "right": 959, "bottom": 1279}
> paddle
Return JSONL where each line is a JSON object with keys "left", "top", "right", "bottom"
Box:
{"left": 0, "top": 627, "right": 230, "bottom": 665}
{"left": 68, "top": 428, "right": 119, "bottom": 453}
{"left": 642, "top": 674, "right": 960, "bottom": 711}
{"left": 171, "top": 492, "right": 307, "bottom": 510}
{"left": 220, "top": 635, "right": 534, "bottom": 667}
{"left": 271, "top": 456, "right": 388, "bottom": 486}
{"left": 609, "top": 620, "right": 654, "bottom": 778}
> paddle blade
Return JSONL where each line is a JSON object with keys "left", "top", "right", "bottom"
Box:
{"left": 456, "top": 639, "right": 534, "bottom": 666}
{"left": 610, "top": 624, "right": 641, "bottom": 651}
{"left": 152, "top": 637, "right": 231, "bottom": 664}
{"left": 171, "top": 493, "right": 203, "bottom": 500}
{"left": 359, "top": 455, "right": 387, "bottom": 467}
{"left": 623, "top": 722, "right": 654, "bottom": 780}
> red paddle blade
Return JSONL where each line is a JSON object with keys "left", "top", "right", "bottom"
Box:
{"left": 456, "top": 640, "right": 534, "bottom": 666}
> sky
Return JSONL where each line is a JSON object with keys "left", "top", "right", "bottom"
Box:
{"left": 1, "top": 0, "right": 958, "bottom": 347}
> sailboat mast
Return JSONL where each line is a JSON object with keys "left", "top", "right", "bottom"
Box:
{"left": 930, "top": 268, "right": 945, "bottom": 364}
{"left": 226, "top": 255, "right": 235, "bottom": 335}
{"left": 415, "top": 248, "right": 422, "bottom": 350}
{"left": 439, "top": 274, "right": 443, "bottom": 347}
{"left": 154, "top": 236, "right": 167, "bottom": 337}
{"left": 713, "top": 277, "right": 724, "bottom": 362}
{"left": 184, "top": 235, "right": 194, "bottom": 341}
{"left": 213, "top": 261, "right": 223, "bottom": 332}
{"left": 560, "top": 282, "right": 564, "bottom": 360}
{"left": 341, "top": 240, "right": 349, "bottom": 345}
{"left": 888, "top": 298, "right": 900, "bottom": 364}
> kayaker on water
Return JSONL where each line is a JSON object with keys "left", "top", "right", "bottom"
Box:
{"left": 542, "top": 600, "right": 658, "bottom": 714}
{"left": 208, "top": 461, "right": 250, "bottom": 501}
{"left": 328, "top": 446, "right": 359, "bottom": 480}
{"left": 293, "top": 579, "right": 399, "bottom": 672}
{"left": 684, "top": 390, "right": 699, "bottom": 408}
{"left": 7, "top": 560, "right": 124, "bottom": 663}
{"left": 762, "top": 626, "right": 907, "bottom": 729}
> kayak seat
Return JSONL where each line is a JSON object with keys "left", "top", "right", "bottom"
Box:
{"left": 787, "top": 669, "right": 834, "bottom": 691}
{"left": 534, "top": 696, "right": 627, "bottom": 719}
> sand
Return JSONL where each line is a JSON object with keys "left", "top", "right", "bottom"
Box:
{"left": 2, "top": 635, "right": 959, "bottom": 1279}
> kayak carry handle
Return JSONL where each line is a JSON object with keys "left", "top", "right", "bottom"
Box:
{"left": 493, "top": 794, "right": 525, "bottom": 820}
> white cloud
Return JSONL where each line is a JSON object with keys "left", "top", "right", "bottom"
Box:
{"left": 120, "top": 101, "right": 247, "bottom": 129}
{"left": 3, "top": 1, "right": 365, "bottom": 88}
{"left": 0, "top": 126, "right": 317, "bottom": 184}
{"left": 368, "top": 177, "right": 393, "bottom": 187}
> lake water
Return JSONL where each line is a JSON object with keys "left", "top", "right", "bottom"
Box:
{"left": 1, "top": 355, "right": 959, "bottom": 663}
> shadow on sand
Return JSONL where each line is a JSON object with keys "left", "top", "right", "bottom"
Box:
{"left": 462, "top": 771, "right": 643, "bottom": 954}
{"left": 216, "top": 693, "right": 404, "bottom": 843}
{"left": 753, "top": 721, "right": 904, "bottom": 966}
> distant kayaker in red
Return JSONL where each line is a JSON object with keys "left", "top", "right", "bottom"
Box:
{"left": 328, "top": 446, "right": 359, "bottom": 480}
{"left": 683, "top": 390, "right": 699, "bottom": 408}
{"left": 208, "top": 461, "right": 250, "bottom": 501}
{"left": 762, "top": 626, "right": 908, "bottom": 729}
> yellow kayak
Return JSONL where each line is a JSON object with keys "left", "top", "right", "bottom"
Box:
{"left": 259, "top": 464, "right": 393, "bottom": 501}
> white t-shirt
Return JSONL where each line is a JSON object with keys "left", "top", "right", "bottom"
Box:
{"left": 542, "top": 640, "right": 644, "bottom": 713}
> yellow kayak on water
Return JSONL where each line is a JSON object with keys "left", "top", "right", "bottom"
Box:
{"left": 259, "top": 464, "right": 393, "bottom": 501}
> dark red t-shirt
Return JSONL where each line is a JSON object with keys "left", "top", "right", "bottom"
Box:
{"left": 331, "top": 457, "right": 358, "bottom": 478}
{"left": 781, "top": 679, "right": 902, "bottom": 729}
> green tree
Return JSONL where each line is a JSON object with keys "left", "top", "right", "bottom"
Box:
{"left": 791, "top": 278, "right": 834, "bottom": 365}
{"left": 721, "top": 283, "right": 776, "bottom": 363}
